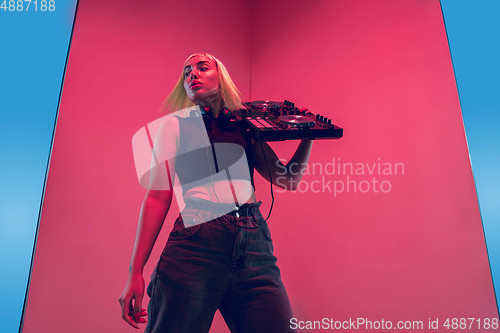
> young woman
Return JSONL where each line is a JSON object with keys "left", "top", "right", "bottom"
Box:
{"left": 119, "top": 53, "right": 312, "bottom": 332}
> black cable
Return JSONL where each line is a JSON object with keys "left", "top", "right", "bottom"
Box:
{"left": 208, "top": 135, "right": 220, "bottom": 204}
{"left": 201, "top": 105, "right": 220, "bottom": 204}
{"left": 259, "top": 142, "right": 274, "bottom": 221}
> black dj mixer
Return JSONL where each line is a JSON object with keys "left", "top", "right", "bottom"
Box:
{"left": 233, "top": 100, "right": 343, "bottom": 142}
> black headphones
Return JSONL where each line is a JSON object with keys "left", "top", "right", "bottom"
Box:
{"left": 200, "top": 105, "right": 236, "bottom": 130}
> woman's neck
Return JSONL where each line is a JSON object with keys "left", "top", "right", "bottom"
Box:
{"left": 198, "top": 95, "right": 223, "bottom": 118}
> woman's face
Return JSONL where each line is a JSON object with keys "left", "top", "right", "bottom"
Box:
{"left": 183, "top": 56, "right": 220, "bottom": 103}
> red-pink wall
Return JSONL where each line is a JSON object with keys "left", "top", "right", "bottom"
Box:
{"left": 250, "top": 0, "right": 498, "bottom": 327}
{"left": 23, "top": 0, "right": 498, "bottom": 332}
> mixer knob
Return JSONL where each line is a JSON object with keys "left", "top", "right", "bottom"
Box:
{"left": 328, "top": 119, "right": 332, "bottom": 125}
{"left": 316, "top": 114, "right": 320, "bottom": 121}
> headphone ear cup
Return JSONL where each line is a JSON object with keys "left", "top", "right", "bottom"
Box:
{"left": 217, "top": 108, "right": 234, "bottom": 130}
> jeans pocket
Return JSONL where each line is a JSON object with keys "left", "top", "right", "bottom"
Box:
{"left": 168, "top": 215, "right": 204, "bottom": 241}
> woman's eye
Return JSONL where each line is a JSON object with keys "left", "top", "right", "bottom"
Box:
{"left": 200, "top": 67, "right": 208, "bottom": 71}
{"left": 184, "top": 71, "right": 190, "bottom": 77}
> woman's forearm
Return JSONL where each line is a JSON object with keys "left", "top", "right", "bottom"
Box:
{"left": 129, "top": 190, "right": 172, "bottom": 275}
{"left": 284, "top": 139, "right": 313, "bottom": 186}
{"left": 287, "top": 139, "right": 313, "bottom": 170}
{"left": 253, "top": 138, "right": 313, "bottom": 190}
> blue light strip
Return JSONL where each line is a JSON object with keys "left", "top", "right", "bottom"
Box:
{"left": 0, "top": 1, "right": 78, "bottom": 332}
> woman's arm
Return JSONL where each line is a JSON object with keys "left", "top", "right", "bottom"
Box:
{"left": 253, "top": 138, "right": 313, "bottom": 191}
{"left": 129, "top": 190, "right": 172, "bottom": 274}
{"left": 119, "top": 116, "right": 179, "bottom": 328}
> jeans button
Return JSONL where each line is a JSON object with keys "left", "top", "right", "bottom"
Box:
{"left": 235, "top": 212, "right": 240, "bottom": 217}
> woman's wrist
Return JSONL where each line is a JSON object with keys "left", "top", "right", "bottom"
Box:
{"left": 129, "top": 265, "right": 144, "bottom": 275}
{"left": 300, "top": 138, "right": 313, "bottom": 145}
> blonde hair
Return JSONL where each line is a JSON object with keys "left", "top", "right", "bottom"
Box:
{"left": 161, "top": 53, "right": 243, "bottom": 113}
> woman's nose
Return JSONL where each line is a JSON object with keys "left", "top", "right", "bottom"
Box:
{"left": 190, "top": 70, "right": 199, "bottom": 79}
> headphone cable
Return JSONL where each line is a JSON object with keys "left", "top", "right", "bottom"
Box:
{"left": 200, "top": 105, "right": 220, "bottom": 204}
{"left": 259, "top": 142, "right": 274, "bottom": 221}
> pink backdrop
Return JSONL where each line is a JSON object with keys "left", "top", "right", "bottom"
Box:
{"left": 23, "top": 0, "right": 498, "bottom": 332}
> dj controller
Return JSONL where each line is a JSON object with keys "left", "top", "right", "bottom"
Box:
{"left": 233, "top": 100, "right": 343, "bottom": 142}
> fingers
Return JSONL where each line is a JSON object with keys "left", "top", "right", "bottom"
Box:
{"left": 130, "top": 304, "right": 148, "bottom": 325}
{"left": 119, "top": 296, "right": 146, "bottom": 328}
{"left": 119, "top": 276, "right": 146, "bottom": 329}
{"left": 135, "top": 308, "right": 148, "bottom": 323}
{"left": 119, "top": 297, "right": 139, "bottom": 329}
{"left": 133, "top": 292, "right": 144, "bottom": 321}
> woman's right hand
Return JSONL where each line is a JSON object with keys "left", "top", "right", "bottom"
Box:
{"left": 119, "top": 116, "right": 177, "bottom": 328}
{"left": 119, "top": 273, "right": 147, "bottom": 329}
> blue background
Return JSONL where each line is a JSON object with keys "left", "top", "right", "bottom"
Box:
{"left": 0, "top": 1, "right": 497, "bottom": 332}
{"left": 0, "top": 1, "right": 78, "bottom": 332}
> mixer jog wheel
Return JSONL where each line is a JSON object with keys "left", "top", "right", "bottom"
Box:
{"left": 276, "top": 114, "right": 316, "bottom": 128}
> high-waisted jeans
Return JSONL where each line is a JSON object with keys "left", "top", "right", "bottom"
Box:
{"left": 145, "top": 197, "right": 295, "bottom": 333}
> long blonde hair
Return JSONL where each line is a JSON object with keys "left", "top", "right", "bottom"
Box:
{"left": 161, "top": 53, "right": 243, "bottom": 113}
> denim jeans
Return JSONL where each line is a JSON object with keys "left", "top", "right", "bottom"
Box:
{"left": 145, "top": 197, "right": 295, "bottom": 333}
